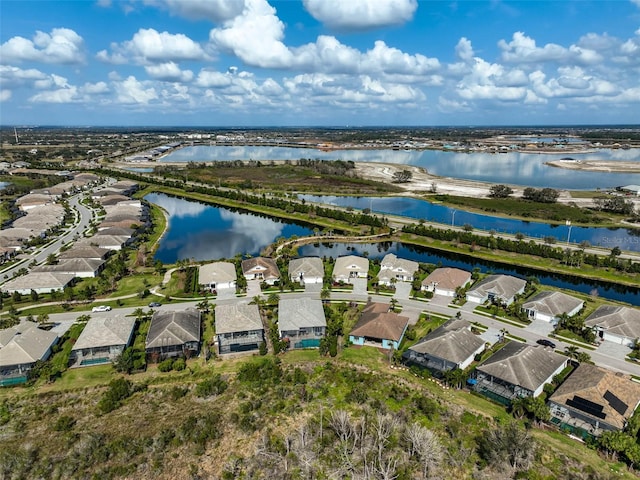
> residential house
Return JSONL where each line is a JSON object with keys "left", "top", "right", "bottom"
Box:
{"left": 378, "top": 253, "right": 419, "bottom": 286}
{"left": 465, "top": 274, "right": 526, "bottom": 306}
{"left": 403, "top": 318, "right": 486, "bottom": 373}
{"left": 58, "top": 245, "right": 110, "bottom": 261}
{"left": 349, "top": 302, "right": 409, "bottom": 350}
{"left": 421, "top": 267, "right": 472, "bottom": 297}
{"left": 199, "top": 262, "right": 237, "bottom": 292}
{"left": 473, "top": 343, "right": 567, "bottom": 404}
{"left": 585, "top": 306, "right": 640, "bottom": 347}
{"left": 333, "top": 255, "right": 369, "bottom": 283}
{"left": 522, "top": 291, "right": 584, "bottom": 324}
{"left": 1, "top": 272, "right": 75, "bottom": 295}
{"left": 0, "top": 321, "right": 58, "bottom": 385}
{"left": 215, "top": 303, "right": 264, "bottom": 354}
{"left": 548, "top": 363, "right": 640, "bottom": 436}
{"left": 289, "top": 257, "right": 324, "bottom": 285}
{"left": 70, "top": 315, "right": 136, "bottom": 366}
{"left": 241, "top": 257, "right": 280, "bottom": 285}
{"left": 278, "top": 298, "right": 326, "bottom": 348}
{"left": 145, "top": 309, "right": 201, "bottom": 360}
{"left": 33, "top": 258, "right": 106, "bottom": 278}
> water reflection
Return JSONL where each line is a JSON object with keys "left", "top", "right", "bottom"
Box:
{"left": 145, "top": 193, "right": 313, "bottom": 262}
{"left": 160, "top": 146, "right": 640, "bottom": 189}
{"left": 299, "top": 195, "right": 640, "bottom": 252}
{"left": 298, "top": 242, "right": 639, "bottom": 305}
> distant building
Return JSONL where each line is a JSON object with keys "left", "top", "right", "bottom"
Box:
{"left": 1, "top": 272, "right": 75, "bottom": 295}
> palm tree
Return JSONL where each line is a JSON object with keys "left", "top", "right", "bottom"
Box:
{"left": 320, "top": 288, "right": 331, "bottom": 303}
{"left": 132, "top": 307, "right": 146, "bottom": 322}
{"left": 389, "top": 298, "right": 399, "bottom": 312}
{"left": 267, "top": 292, "right": 280, "bottom": 306}
{"left": 564, "top": 345, "right": 579, "bottom": 361}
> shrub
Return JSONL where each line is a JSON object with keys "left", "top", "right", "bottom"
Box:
{"left": 54, "top": 415, "right": 76, "bottom": 432}
{"left": 195, "top": 374, "right": 228, "bottom": 398}
{"left": 158, "top": 358, "right": 174, "bottom": 372}
{"left": 173, "top": 358, "right": 186, "bottom": 371}
{"left": 98, "top": 377, "right": 133, "bottom": 414}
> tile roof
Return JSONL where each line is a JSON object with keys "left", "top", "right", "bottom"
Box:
{"left": 350, "top": 302, "right": 409, "bottom": 342}
{"left": 409, "top": 319, "right": 485, "bottom": 365}
{"left": 422, "top": 267, "right": 472, "bottom": 291}
{"left": 0, "top": 322, "right": 58, "bottom": 367}
{"left": 278, "top": 298, "right": 326, "bottom": 331}
{"left": 199, "top": 262, "right": 237, "bottom": 285}
{"left": 522, "top": 291, "right": 583, "bottom": 317}
{"left": 72, "top": 315, "right": 136, "bottom": 351}
{"left": 585, "top": 306, "right": 640, "bottom": 340}
{"left": 476, "top": 343, "right": 566, "bottom": 392}
{"left": 241, "top": 257, "right": 280, "bottom": 280}
{"left": 289, "top": 257, "right": 324, "bottom": 278}
{"left": 550, "top": 363, "right": 640, "bottom": 430}
{"left": 467, "top": 274, "right": 526, "bottom": 301}
{"left": 215, "top": 303, "right": 262, "bottom": 334}
{"left": 146, "top": 309, "right": 200, "bottom": 349}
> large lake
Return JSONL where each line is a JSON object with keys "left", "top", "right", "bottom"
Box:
{"left": 299, "top": 195, "right": 640, "bottom": 252}
{"left": 146, "top": 193, "right": 313, "bottom": 263}
{"left": 160, "top": 145, "right": 640, "bottom": 190}
{"left": 145, "top": 193, "right": 638, "bottom": 304}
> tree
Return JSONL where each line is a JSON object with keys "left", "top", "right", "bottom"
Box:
{"left": 36, "top": 313, "right": 49, "bottom": 324}
{"left": 610, "top": 246, "right": 622, "bottom": 257}
{"left": 564, "top": 345, "right": 579, "bottom": 360}
{"left": 392, "top": 169, "right": 413, "bottom": 183}
{"left": 479, "top": 421, "right": 535, "bottom": 471}
{"left": 46, "top": 253, "right": 57, "bottom": 265}
{"left": 320, "top": 288, "right": 331, "bottom": 302}
{"left": 489, "top": 184, "right": 514, "bottom": 198}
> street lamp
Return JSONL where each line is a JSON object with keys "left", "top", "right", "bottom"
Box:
{"left": 566, "top": 220, "right": 572, "bottom": 245}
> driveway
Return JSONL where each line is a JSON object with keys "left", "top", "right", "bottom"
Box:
{"left": 525, "top": 319, "right": 555, "bottom": 337}
{"left": 245, "top": 279, "right": 262, "bottom": 299}
{"left": 351, "top": 278, "right": 368, "bottom": 295}
{"left": 597, "top": 341, "right": 632, "bottom": 363}
{"left": 305, "top": 282, "right": 323, "bottom": 294}
{"left": 394, "top": 282, "right": 412, "bottom": 300}
{"left": 216, "top": 287, "right": 237, "bottom": 300}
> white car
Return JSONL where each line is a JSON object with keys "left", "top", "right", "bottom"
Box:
{"left": 92, "top": 305, "right": 112, "bottom": 312}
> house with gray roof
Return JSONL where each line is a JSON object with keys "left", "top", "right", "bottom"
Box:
{"left": 333, "top": 255, "right": 369, "bottom": 283}
{"left": 548, "top": 363, "right": 640, "bottom": 436}
{"left": 0, "top": 321, "right": 58, "bottom": 385}
{"left": 58, "top": 245, "right": 110, "bottom": 260}
{"left": 421, "top": 267, "right": 472, "bottom": 297}
{"left": 278, "top": 298, "right": 326, "bottom": 349}
{"left": 466, "top": 274, "right": 526, "bottom": 306}
{"left": 215, "top": 303, "right": 264, "bottom": 355}
{"left": 585, "top": 305, "right": 640, "bottom": 347}
{"left": 349, "top": 302, "right": 409, "bottom": 350}
{"left": 289, "top": 257, "right": 324, "bottom": 285}
{"left": 522, "top": 290, "right": 584, "bottom": 324}
{"left": 33, "top": 258, "right": 106, "bottom": 278}
{"left": 1, "top": 272, "right": 75, "bottom": 295}
{"left": 70, "top": 315, "right": 136, "bottom": 366}
{"left": 403, "top": 318, "right": 487, "bottom": 373}
{"left": 242, "top": 257, "right": 280, "bottom": 285}
{"left": 378, "top": 253, "right": 419, "bottom": 286}
{"left": 473, "top": 343, "right": 567, "bottom": 403}
{"left": 76, "top": 234, "right": 131, "bottom": 251}
{"left": 145, "top": 309, "right": 201, "bottom": 360}
{"left": 199, "top": 261, "right": 237, "bottom": 292}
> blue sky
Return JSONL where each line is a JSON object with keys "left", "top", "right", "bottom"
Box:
{"left": 1, "top": 0, "right": 640, "bottom": 126}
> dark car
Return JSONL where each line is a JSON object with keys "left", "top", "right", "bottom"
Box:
{"left": 536, "top": 339, "right": 556, "bottom": 349}
{"left": 148, "top": 302, "right": 162, "bottom": 308}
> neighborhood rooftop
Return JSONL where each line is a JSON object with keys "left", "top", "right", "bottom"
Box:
{"left": 409, "top": 319, "right": 485, "bottom": 365}
{"left": 522, "top": 291, "right": 584, "bottom": 317}
{"left": 278, "top": 298, "right": 326, "bottom": 332}
{"left": 215, "top": 303, "right": 262, "bottom": 334}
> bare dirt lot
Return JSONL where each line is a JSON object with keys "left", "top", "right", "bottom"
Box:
{"left": 545, "top": 159, "right": 640, "bottom": 173}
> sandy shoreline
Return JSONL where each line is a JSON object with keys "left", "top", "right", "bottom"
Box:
{"left": 546, "top": 159, "right": 640, "bottom": 173}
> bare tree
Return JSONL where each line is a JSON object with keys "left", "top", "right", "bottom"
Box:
{"left": 406, "top": 424, "right": 443, "bottom": 478}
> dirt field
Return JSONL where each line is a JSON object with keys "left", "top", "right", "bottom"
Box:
{"left": 545, "top": 159, "right": 640, "bottom": 173}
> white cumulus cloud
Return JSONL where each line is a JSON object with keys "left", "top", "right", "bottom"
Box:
{"left": 144, "top": 0, "right": 246, "bottom": 22}
{"left": 97, "top": 28, "right": 208, "bottom": 65}
{"left": 303, "top": 0, "right": 417, "bottom": 30}
{"left": 0, "top": 28, "right": 85, "bottom": 64}
{"left": 113, "top": 76, "right": 159, "bottom": 104}
{"left": 145, "top": 62, "right": 194, "bottom": 82}
{"left": 0, "top": 90, "right": 12, "bottom": 102}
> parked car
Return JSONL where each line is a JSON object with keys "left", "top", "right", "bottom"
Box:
{"left": 92, "top": 305, "right": 112, "bottom": 312}
{"left": 536, "top": 339, "right": 556, "bottom": 349}
{"left": 148, "top": 302, "right": 162, "bottom": 308}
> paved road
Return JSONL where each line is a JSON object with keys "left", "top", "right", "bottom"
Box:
{"left": 0, "top": 192, "right": 97, "bottom": 284}
{"left": 37, "top": 286, "right": 640, "bottom": 377}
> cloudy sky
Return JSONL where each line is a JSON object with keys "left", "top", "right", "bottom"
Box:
{"left": 1, "top": 0, "right": 640, "bottom": 126}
